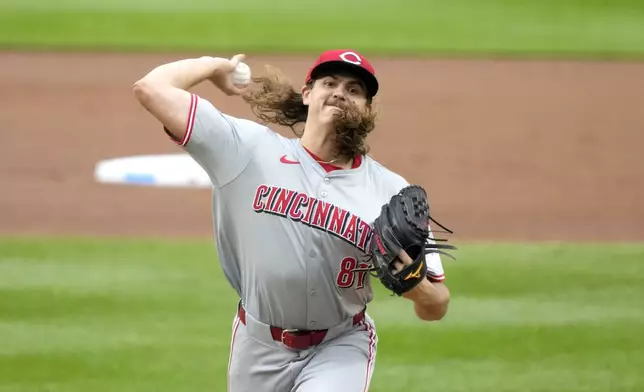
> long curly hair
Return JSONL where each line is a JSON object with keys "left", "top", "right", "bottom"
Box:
{"left": 242, "top": 65, "right": 377, "bottom": 159}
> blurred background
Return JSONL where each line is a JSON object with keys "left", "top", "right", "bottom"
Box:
{"left": 1, "top": 0, "right": 643, "bottom": 391}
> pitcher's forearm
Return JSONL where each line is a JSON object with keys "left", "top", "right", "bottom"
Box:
{"left": 137, "top": 56, "right": 226, "bottom": 91}
{"left": 403, "top": 279, "right": 450, "bottom": 321}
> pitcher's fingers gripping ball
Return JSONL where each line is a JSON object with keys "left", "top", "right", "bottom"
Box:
{"left": 232, "top": 61, "right": 252, "bottom": 88}
{"left": 370, "top": 185, "right": 457, "bottom": 296}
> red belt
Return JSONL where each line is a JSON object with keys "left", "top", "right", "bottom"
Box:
{"left": 237, "top": 305, "right": 365, "bottom": 350}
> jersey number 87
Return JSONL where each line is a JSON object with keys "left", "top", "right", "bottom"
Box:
{"left": 336, "top": 257, "right": 371, "bottom": 289}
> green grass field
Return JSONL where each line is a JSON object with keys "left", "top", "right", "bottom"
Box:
{"left": 2, "top": 0, "right": 644, "bottom": 57}
{"left": 1, "top": 237, "right": 643, "bottom": 392}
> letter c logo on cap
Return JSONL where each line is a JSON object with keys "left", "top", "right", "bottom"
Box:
{"left": 339, "top": 51, "right": 362, "bottom": 65}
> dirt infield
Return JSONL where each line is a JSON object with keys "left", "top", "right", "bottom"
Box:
{"left": 1, "top": 52, "right": 643, "bottom": 241}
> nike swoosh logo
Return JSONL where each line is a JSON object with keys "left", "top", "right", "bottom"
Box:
{"left": 280, "top": 155, "right": 300, "bottom": 164}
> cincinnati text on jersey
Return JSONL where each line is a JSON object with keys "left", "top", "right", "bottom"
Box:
{"left": 252, "top": 185, "right": 373, "bottom": 253}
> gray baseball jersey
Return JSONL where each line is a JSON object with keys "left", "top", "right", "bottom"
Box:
{"left": 172, "top": 93, "right": 446, "bottom": 330}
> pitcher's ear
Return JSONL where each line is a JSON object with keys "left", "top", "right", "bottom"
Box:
{"left": 301, "top": 84, "right": 312, "bottom": 105}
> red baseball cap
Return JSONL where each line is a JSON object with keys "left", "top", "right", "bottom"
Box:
{"left": 305, "top": 49, "right": 379, "bottom": 97}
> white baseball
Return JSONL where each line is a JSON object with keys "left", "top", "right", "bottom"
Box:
{"left": 232, "top": 62, "right": 252, "bottom": 86}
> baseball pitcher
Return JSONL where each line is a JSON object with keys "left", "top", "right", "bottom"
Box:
{"left": 133, "top": 49, "right": 456, "bottom": 391}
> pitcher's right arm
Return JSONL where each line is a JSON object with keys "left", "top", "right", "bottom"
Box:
{"left": 132, "top": 55, "right": 247, "bottom": 142}
{"left": 132, "top": 55, "right": 269, "bottom": 187}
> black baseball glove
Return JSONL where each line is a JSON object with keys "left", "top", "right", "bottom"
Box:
{"left": 369, "top": 185, "right": 456, "bottom": 296}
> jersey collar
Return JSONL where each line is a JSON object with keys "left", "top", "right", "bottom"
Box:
{"left": 302, "top": 146, "right": 363, "bottom": 173}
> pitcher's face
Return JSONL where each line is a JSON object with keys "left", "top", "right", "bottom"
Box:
{"left": 302, "top": 74, "right": 369, "bottom": 125}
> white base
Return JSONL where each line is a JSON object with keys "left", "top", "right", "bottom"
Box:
{"left": 94, "top": 154, "right": 212, "bottom": 188}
